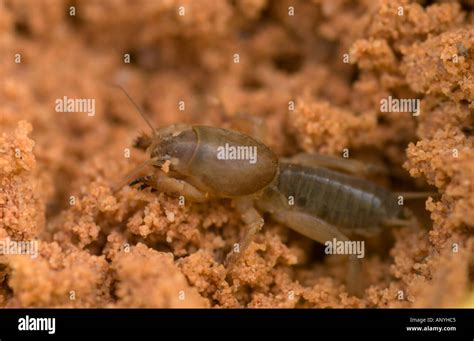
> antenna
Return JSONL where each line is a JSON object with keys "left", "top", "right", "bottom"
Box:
{"left": 112, "top": 84, "right": 157, "bottom": 134}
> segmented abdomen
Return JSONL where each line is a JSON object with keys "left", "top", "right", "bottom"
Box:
{"left": 276, "top": 163, "right": 402, "bottom": 231}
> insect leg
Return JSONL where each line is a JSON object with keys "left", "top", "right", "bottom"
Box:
{"left": 225, "top": 197, "right": 264, "bottom": 273}
{"left": 282, "top": 153, "right": 387, "bottom": 177}
{"left": 156, "top": 177, "right": 208, "bottom": 202}
{"left": 112, "top": 158, "right": 159, "bottom": 192}
{"left": 271, "top": 210, "right": 364, "bottom": 297}
{"left": 381, "top": 216, "right": 419, "bottom": 228}
{"left": 131, "top": 172, "right": 208, "bottom": 202}
{"left": 129, "top": 175, "right": 155, "bottom": 191}
{"left": 395, "top": 191, "right": 439, "bottom": 200}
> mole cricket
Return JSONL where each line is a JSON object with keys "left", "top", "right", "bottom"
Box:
{"left": 112, "top": 86, "right": 430, "bottom": 296}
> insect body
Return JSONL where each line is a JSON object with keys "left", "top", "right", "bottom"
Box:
{"left": 257, "top": 162, "right": 406, "bottom": 240}
{"left": 113, "top": 86, "right": 419, "bottom": 296}
{"left": 120, "top": 124, "right": 412, "bottom": 296}
{"left": 121, "top": 124, "right": 279, "bottom": 200}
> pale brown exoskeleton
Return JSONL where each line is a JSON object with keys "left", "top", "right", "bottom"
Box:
{"left": 113, "top": 86, "right": 428, "bottom": 297}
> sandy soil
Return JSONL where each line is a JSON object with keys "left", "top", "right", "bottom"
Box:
{"left": 0, "top": 0, "right": 473, "bottom": 307}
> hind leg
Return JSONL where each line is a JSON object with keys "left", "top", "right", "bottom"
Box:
{"left": 272, "top": 210, "right": 364, "bottom": 297}
{"left": 381, "top": 211, "right": 421, "bottom": 229}
{"left": 395, "top": 191, "right": 439, "bottom": 200}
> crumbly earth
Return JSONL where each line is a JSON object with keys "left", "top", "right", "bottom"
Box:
{"left": 0, "top": 0, "right": 473, "bottom": 308}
